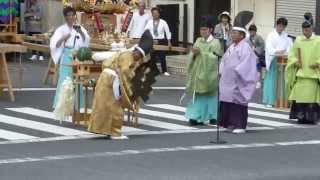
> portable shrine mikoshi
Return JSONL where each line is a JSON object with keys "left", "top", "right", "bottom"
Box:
{"left": 70, "top": 59, "right": 102, "bottom": 125}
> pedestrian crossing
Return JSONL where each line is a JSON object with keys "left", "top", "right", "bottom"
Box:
{"left": 0, "top": 103, "right": 312, "bottom": 143}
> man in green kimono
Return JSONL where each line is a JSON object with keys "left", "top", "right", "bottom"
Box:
{"left": 285, "top": 21, "right": 320, "bottom": 124}
{"left": 185, "top": 16, "right": 223, "bottom": 126}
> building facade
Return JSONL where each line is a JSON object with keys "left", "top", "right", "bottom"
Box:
{"left": 150, "top": 0, "right": 318, "bottom": 42}
{"left": 232, "top": 0, "right": 316, "bottom": 37}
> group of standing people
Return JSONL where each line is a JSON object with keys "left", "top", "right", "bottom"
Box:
{"left": 50, "top": 4, "right": 166, "bottom": 140}
{"left": 127, "top": 2, "right": 172, "bottom": 76}
{"left": 262, "top": 13, "right": 320, "bottom": 125}
{"left": 185, "top": 13, "right": 258, "bottom": 134}
{"left": 49, "top": 3, "right": 320, "bottom": 139}
{"left": 185, "top": 11, "right": 320, "bottom": 134}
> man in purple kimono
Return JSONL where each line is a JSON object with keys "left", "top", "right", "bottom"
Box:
{"left": 219, "top": 18, "right": 258, "bottom": 134}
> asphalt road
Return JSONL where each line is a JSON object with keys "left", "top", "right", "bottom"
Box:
{"left": 0, "top": 61, "right": 319, "bottom": 180}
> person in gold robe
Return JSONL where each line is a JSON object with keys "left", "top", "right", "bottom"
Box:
{"left": 88, "top": 30, "right": 157, "bottom": 140}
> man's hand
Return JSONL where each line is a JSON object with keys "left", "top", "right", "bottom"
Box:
{"left": 63, "top": 33, "right": 71, "bottom": 41}
{"left": 310, "top": 64, "right": 320, "bottom": 70}
{"left": 275, "top": 50, "right": 286, "bottom": 56}
{"left": 78, "top": 29, "right": 86, "bottom": 42}
{"left": 295, "top": 61, "right": 302, "bottom": 68}
{"left": 56, "top": 33, "right": 71, "bottom": 48}
{"left": 192, "top": 48, "right": 200, "bottom": 56}
{"left": 168, "top": 41, "right": 172, "bottom": 51}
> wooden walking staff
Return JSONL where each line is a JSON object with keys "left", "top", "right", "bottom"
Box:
{"left": 275, "top": 53, "right": 289, "bottom": 109}
{"left": 297, "top": 48, "right": 303, "bottom": 68}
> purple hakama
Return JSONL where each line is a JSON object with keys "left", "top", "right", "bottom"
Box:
{"left": 219, "top": 102, "right": 248, "bottom": 129}
{"left": 219, "top": 39, "right": 258, "bottom": 130}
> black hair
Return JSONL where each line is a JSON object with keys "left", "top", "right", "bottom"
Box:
{"left": 220, "top": 14, "right": 231, "bottom": 23}
{"left": 304, "top": 12, "right": 312, "bottom": 20}
{"left": 248, "top": 24, "right": 257, "bottom": 32}
{"left": 151, "top": 7, "right": 161, "bottom": 14}
{"left": 302, "top": 21, "right": 312, "bottom": 28}
{"left": 200, "top": 15, "right": 214, "bottom": 29}
{"left": 63, "top": 6, "right": 76, "bottom": 17}
{"left": 304, "top": 12, "right": 314, "bottom": 25}
{"left": 239, "top": 31, "right": 246, "bottom": 38}
{"left": 276, "top": 17, "right": 288, "bottom": 26}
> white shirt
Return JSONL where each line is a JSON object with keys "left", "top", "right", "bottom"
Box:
{"left": 265, "top": 29, "right": 293, "bottom": 70}
{"left": 127, "top": 11, "right": 151, "bottom": 38}
{"left": 144, "top": 19, "right": 171, "bottom": 40}
{"left": 50, "top": 24, "right": 90, "bottom": 64}
{"left": 111, "top": 41, "right": 126, "bottom": 51}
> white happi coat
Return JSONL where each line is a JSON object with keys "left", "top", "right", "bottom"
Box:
{"left": 265, "top": 29, "right": 293, "bottom": 70}
{"left": 50, "top": 24, "right": 90, "bottom": 64}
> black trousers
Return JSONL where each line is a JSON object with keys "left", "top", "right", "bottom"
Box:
{"left": 290, "top": 102, "right": 320, "bottom": 124}
{"left": 151, "top": 39, "right": 168, "bottom": 73}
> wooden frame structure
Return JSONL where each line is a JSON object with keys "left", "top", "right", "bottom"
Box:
{"left": 0, "top": 43, "right": 27, "bottom": 101}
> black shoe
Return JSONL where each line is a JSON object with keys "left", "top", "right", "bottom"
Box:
{"left": 209, "top": 119, "right": 217, "bottom": 125}
{"left": 189, "top": 119, "right": 198, "bottom": 126}
{"left": 297, "top": 119, "right": 314, "bottom": 124}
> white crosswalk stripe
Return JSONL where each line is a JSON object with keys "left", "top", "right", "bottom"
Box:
{"left": 0, "top": 103, "right": 308, "bottom": 143}
{"left": 146, "top": 104, "right": 295, "bottom": 127}
{"left": 0, "top": 114, "right": 92, "bottom": 136}
{"left": 0, "top": 129, "right": 37, "bottom": 140}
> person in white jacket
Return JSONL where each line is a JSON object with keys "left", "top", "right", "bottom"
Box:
{"left": 144, "top": 7, "right": 172, "bottom": 76}
{"left": 262, "top": 17, "right": 292, "bottom": 107}
{"left": 50, "top": 6, "right": 90, "bottom": 109}
{"left": 127, "top": 1, "right": 151, "bottom": 39}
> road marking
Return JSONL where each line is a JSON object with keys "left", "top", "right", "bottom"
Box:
{"left": 248, "top": 117, "right": 294, "bottom": 127}
{"left": 0, "top": 114, "right": 92, "bottom": 136}
{"left": 0, "top": 127, "right": 274, "bottom": 145}
{"left": 7, "top": 107, "right": 192, "bottom": 130}
{"left": 146, "top": 104, "right": 185, "bottom": 112}
{"left": 138, "top": 118, "right": 197, "bottom": 130}
{"left": 0, "top": 139, "right": 320, "bottom": 165}
{"left": 248, "top": 109, "right": 289, "bottom": 120}
{"left": 5, "top": 108, "right": 146, "bottom": 133}
{"left": 122, "top": 126, "right": 148, "bottom": 133}
{"left": 3, "top": 88, "right": 56, "bottom": 92}
{"left": 6, "top": 107, "right": 72, "bottom": 122}
{"left": 152, "top": 87, "right": 185, "bottom": 90}
{"left": 248, "top": 103, "right": 289, "bottom": 112}
{"left": 2, "top": 87, "right": 185, "bottom": 92}
{"left": 139, "top": 108, "right": 186, "bottom": 121}
{"left": 0, "top": 129, "right": 38, "bottom": 140}
{"left": 147, "top": 104, "right": 292, "bottom": 123}
{"left": 10, "top": 105, "right": 290, "bottom": 124}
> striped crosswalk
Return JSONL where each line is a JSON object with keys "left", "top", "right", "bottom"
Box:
{"left": 0, "top": 103, "right": 311, "bottom": 143}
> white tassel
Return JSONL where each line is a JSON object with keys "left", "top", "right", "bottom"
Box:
{"left": 54, "top": 77, "right": 75, "bottom": 124}
{"left": 179, "top": 93, "right": 186, "bottom": 105}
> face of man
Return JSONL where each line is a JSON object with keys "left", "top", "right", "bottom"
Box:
{"left": 200, "top": 27, "right": 212, "bottom": 39}
{"left": 64, "top": 11, "right": 76, "bottom": 26}
{"left": 231, "top": 30, "right": 244, "bottom": 43}
{"left": 152, "top": 10, "right": 160, "bottom": 20}
{"left": 133, "top": 50, "right": 143, "bottom": 62}
{"left": 276, "top": 24, "right": 286, "bottom": 34}
{"left": 221, "top": 16, "right": 229, "bottom": 25}
{"left": 138, "top": 3, "right": 145, "bottom": 14}
{"left": 249, "top": 30, "right": 256, "bottom": 37}
{"left": 303, "top": 27, "right": 313, "bottom": 38}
